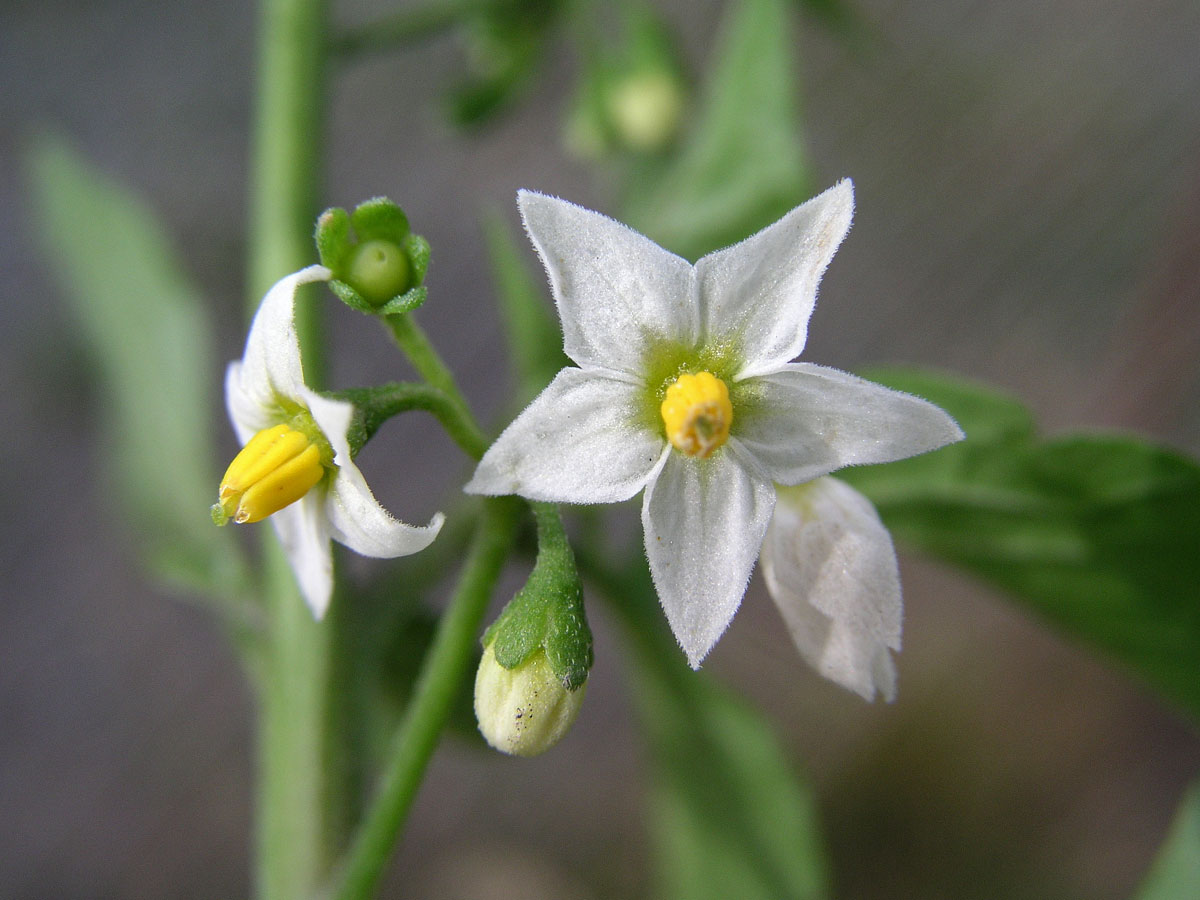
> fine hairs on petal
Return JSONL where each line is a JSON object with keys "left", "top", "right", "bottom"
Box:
{"left": 470, "top": 184, "right": 961, "bottom": 676}
{"left": 642, "top": 447, "right": 776, "bottom": 668}
{"left": 517, "top": 190, "right": 697, "bottom": 376}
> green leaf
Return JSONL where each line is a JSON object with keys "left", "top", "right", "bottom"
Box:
{"left": 622, "top": 0, "right": 810, "bottom": 259}
{"left": 841, "top": 369, "right": 1200, "bottom": 722}
{"left": 629, "top": 642, "right": 831, "bottom": 900}
{"left": 600, "top": 551, "right": 829, "bottom": 900}
{"left": 1133, "top": 780, "right": 1200, "bottom": 900}
{"left": 26, "top": 134, "right": 248, "bottom": 601}
{"left": 482, "top": 211, "right": 567, "bottom": 405}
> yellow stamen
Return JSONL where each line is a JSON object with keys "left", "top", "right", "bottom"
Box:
{"left": 660, "top": 371, "right": 733, "bottom": 458}
{"left": 214, "top": 423, "right": 324, "bottom": 525}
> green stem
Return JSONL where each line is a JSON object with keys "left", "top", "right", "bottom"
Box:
{"left": 334, "top": 381, "right": 490, "bottom": 461}
{"left": 247, "top": 0, "right": 334, "bottom": 897}
{"left": 249, "top": 0, "right": 329, "bottom": 376}
{"left": 331, "top": 0, "right": 487, "bottom": 58}
{"left": 384, "top": 312, "right": 488, "bottom": 456}
{"left": 329, "top": 497, "right": 521, "bottom": 900}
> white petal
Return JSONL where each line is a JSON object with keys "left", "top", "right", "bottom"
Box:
{"left": 518, "top": 190, "right": 697, "bottom": 376}
{"left": 735, "top": 363, "right": 964, "bottom": 484}
{"left": 305, "top": 388, "right": 445, "bottom": 559}
{"left": 642, "top": 446, "right": 776, "bottom": 668}
{"left": 224, "top": 360, "right": 273, "bottom": 445}
{"left": 271, "top": 494, "right": 334, "bottom": 619}
{"left": 465, "top": 368, "right": 665, "bottom": 504}
{"left": 695, "top": 181, "right": 854, "bottom": 377}
{"left": 237, "top": 264, "right": 332, "bottom": 404}
{"left": 761, "top": 477, "right": 901, "bottom": 701}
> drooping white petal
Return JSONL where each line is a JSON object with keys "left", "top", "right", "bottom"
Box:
{"left": 237, "top": 264, "right": 332, "bottom": 404}
{"left": 695, "top": 181, "right": 854, "bottom": 378}
{"left": 304, "top": 388, "right": 445, "bottom": 559}
{"left": 735, "top": 363, "right": 964, "bottom": 485}
{"left": 761, "top": 477, "right": 901, "bottom": 702}
{"left": 466, "top": 368, "right": 665, "bottom": 504}
{"left": 224, "top": 360, "right": 274, "bottom": 445}
{"left": 642, "top": 446, "right": 776, "bottom": 668}
{"left": 518, "top": 190, "right": 697, "bottom": 376}
{"left": 271, "top": 494, "right": 335, "bottom": 619}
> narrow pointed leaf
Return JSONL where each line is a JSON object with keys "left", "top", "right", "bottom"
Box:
{"left": 26, "top": 134, "right": 248, "bottom": 599}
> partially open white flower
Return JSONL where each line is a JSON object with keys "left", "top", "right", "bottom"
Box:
{"left": 762, "top": 478, "right": 902, "bottom": 701}
{"left": 218, "top": 264, "right": 443, "bottom": 618}
{"left": 466, "top": 183, "right": 962, "bottom": 668}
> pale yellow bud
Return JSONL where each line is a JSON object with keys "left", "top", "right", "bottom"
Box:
{"left": 474, "top": 645, "right": 586, "bottom": 757}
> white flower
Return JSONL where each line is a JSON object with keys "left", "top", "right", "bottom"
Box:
{"left": 219, "top": 264, "right": 444, "bottom": 618}
{"left": 762, "top": 477, "right": 902, "bottom": 701}
{"left": 466, "top": 183, "right": 962, "bottom": 668}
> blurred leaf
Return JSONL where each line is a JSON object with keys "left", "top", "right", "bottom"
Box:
{"left": 622, "top": 0, "right": 810, "bottom": 259}
{"left": 26, "top": 134, "right": 248, "bottom": 601}
{"left": 605, "top": 555, "right": 829, "bottom": 900}
{"left": 840, "top": 369, "right": 1200, "bottom": 722}
{"left": 448, "top": 0, "right": 563, "bottom": 126}
{"left": 1133, "top": 780, "right": 1200, "bottom": 900}
{"left": 482, "top": 211, "right": 567, "bottom": 405}
{"left": 791, "top": 0, "right": 863, "bottom": 36}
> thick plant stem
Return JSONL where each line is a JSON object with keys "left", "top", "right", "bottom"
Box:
{"left": 247, "top": 0, "right": 332, "bottom": 898}
{"left": 330, "top": 497, "right": 521, "bottom": 900}
{"left": 249, "top": 0, "right": 328, "bottom": 370}
{"left": 256, "top": 545, "right": 334, "bottom": 900}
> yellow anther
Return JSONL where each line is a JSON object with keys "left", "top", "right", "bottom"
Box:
{"left": 214, "top": 423, "right": 325, "bottom": 525}
{"left": 660, "top": 371, "right": 733, "bottom": 458}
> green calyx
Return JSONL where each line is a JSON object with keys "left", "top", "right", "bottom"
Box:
{"left": 483, "top": 503, "right": 592, "bottom": 691}
{"left": 314, "top": 197, "right": 431, "bottom": 314}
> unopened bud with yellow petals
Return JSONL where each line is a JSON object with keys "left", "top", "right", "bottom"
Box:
{"left": 213, "top": 423, "right": 325, "bottom": 525}
{"left": 660, "top": 371, "right": 733, "bottom": 458}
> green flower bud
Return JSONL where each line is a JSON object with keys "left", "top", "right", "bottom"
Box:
{"left": 347, "top": 238, "right": 412, "bottom": 306}
{"left": 474, "top": 644, "right": 586, "bottom": 757}
{"left": 314, "top": 198, "right": 430, "bottom": 315}
{"left": 605, "top": 67, "right": 684, "bottom": 154}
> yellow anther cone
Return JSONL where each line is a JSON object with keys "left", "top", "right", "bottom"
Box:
{"left": 214, "top": 424, "right": 324, "bottom": 524}
{"left": 660, "top": 371, "right": 733, "bottom": 458}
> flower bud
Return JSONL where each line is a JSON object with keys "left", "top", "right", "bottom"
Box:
{"left": 605, "top": 67, "right": 685, "bottom": 154}
{"left": 314, "top": 198, "right": 430, "bottom": 315}
{"left": 474, "top": 644, "right": 586, "bottom": 757}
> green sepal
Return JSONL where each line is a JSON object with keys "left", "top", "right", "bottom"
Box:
{"left": 314, "top": 197, "right": 430, "bottom": 313}
{"left": 349, "top": 196, "right": 410, "bottom": 244}
{"left": 315, "top": 206, "right": 354, "bottom": 272}
{"left": 328, "top": 279, "right": 427, "bottom": 316}
{"left": 483, "top": 503, "right": 592, "bottom": 690}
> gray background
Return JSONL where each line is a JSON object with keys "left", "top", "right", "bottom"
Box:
{"left": 3, "top": 0, "right": 1200, "bottom": 897}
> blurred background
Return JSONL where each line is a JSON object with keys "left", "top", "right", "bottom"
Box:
{"left": 3, "top": 0, "right": 1199, "bottom": 897}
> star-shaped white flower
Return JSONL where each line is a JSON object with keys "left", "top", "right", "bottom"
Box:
{"left": 221, "top": 264, "right": 444, "bottom": 618}
{"left": 466, "top": 182, "right": 961, "bottom": 668}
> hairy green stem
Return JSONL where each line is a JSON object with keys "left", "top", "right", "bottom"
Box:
{"left": 328, "top": 497, "right": 521, "bottom": 900}
{"left": 334, "top": 381, "right": 490, "bottom": 461}
{"left": 385, "top": 312, "right": 488, "bottom": 457}
{"left": 247, "top": 0, "right": 333, "bottom": 898}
